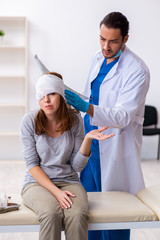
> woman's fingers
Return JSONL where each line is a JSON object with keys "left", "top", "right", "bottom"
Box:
{"left": 92, "top": 131, "right": 115, "bottom": 141}
{"left": 91, "top": 126, "right": 115, "bottom": 140}
{"left": 98, "top": 126, "right": 108, "bottom": 132}
{"left": 99, "top": 133, "right": 115, "bottom": 140}
{"left": 87, "top": 128, "right": 115, "bottom": 140}
{"left": 59, "top": 191, "right": 76, "bottom": 209}
{"left": 65, "top": 190, "right": 76, "bottom": 197}
{"left": 94, "top": 133, "right": 114, "bottom": 140}
{"left": 60, "top": 199, "right": 71, "bottom": 209}
{"left": 60, "top": 198, "right": 71, "bottom": 209}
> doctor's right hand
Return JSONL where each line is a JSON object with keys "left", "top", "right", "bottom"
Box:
{"left": 65, "top": 89, "right": 90, "bottom": 112}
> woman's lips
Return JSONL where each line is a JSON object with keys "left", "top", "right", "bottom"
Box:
{"left": 45, "top": 105, "right": 52, "bottom": 109}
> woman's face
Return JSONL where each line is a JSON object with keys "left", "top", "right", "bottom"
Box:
{"left": 39, "top": 93, "right": 61, "bottom": 117}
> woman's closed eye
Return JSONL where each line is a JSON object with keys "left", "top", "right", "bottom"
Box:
{"left": 49, "top": 92, "right": 56, "bottom": 96}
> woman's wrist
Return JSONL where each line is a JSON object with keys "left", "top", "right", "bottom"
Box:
{"left": 84, "top": 133, "right": 93, "bottom": 142}
{"left": 50, "top": 184, "right": 61, "bottom": 197}
{"left": 80, "top": 135, "right": 92, "bottom": 157}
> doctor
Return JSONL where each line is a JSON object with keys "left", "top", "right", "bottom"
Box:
{"left": 65, "top": 12, "right": 150, "bottom": 240}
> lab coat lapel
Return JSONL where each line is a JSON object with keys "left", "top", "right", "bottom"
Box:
{"left": 102, "top": 47, "right": 127, "bottom": 83}
{"left": 102, "top": 62, "right": 119, "bottom": 83}
{"left": 89, "top": 51, "right": 104, "bottom": 83}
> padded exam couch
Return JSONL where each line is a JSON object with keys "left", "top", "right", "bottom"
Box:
{"left": 0, "top": 184, "right": 160, "bottom": 233}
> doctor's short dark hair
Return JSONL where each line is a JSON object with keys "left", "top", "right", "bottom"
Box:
{"left": 100, "top": 12, "right": 129, "bottom": 39}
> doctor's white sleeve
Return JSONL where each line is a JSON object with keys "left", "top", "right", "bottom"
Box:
{"left": 90, "top": 68, "right": 150, "bottom": 129}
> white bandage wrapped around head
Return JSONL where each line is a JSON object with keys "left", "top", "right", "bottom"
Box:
{"left": 36, "top": 74, "right": 65, "bottom": 100}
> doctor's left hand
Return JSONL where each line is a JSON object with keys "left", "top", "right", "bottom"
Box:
{"left": 65, "top": 89, "right": 90, "bottom": 112}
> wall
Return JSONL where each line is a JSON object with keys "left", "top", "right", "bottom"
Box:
{"left": 0, "top": 0, "right": 160, "bottom": 159}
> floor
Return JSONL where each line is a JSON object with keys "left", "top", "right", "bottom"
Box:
{"left": 0, "top": 159, "right": 160, "bottom": 240}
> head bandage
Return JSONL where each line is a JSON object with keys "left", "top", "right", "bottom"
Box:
{"left": 36, "top": 74, "right": 65, "bottom": 100}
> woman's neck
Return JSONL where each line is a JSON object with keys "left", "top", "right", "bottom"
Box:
{"left": 45, "top": 116, "right": 62, "bottom": 138}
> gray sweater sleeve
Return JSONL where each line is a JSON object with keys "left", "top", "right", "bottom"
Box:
{"left": 20, "top": 112, "right": 40, "bottom": 170}
{"left": 69, "top": 115, "right": 89, "bottom": 172}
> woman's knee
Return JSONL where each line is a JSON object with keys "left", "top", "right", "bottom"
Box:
{"left": 39, "top": 208, "right": 63, "bottom": 224}
{"left": 65, "top": 207, "right": 88, "bottom": 226}
{"left": 74, "top": 209, "right": 89, "bottom": 222}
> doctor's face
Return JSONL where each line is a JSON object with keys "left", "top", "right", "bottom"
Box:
{"left": 100, "top": 24, "right": 128, "bottom": 61}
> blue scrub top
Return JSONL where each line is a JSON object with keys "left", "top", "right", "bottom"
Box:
{"left": 82, "top": 58, "right": 119, "bottom": 191}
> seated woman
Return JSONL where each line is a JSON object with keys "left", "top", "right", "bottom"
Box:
{"left": 20, "top": 72, "right": 114, "bottom": 240}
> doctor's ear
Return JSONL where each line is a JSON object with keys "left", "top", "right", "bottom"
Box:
{"left": 124, "top": 34, "right": 129, "bottom": 44}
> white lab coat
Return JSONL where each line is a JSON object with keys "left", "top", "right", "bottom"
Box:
{"left": 83, "top": 46, "right": 150, "bottom": 194}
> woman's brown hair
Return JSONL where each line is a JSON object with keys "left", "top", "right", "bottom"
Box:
{"left": 35, "top": 72, "right": 79, "bottom": 135}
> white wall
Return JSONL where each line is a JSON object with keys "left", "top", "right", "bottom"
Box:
{"left": 1, "top": 0, "right": 160, "bottom": 159}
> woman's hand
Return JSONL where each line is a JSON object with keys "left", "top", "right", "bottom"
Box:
{"left": 80, "top": 126, "right": 114, "bottom": 157}
{"left": 54, "top": 189, "right": 76, "bottom": 209}
{"left": 29, "top": 166, "right": 76, "bottom": 210}
{"left": 86, "top": 126, "right": 115, "bottom": 141}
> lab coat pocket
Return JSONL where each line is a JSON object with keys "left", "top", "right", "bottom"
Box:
{"left": 133, "top": 116, "right": 144, "bottom": 146}
{"left": 134, "top": 116, "right": 144, "bottom": 125}
{"left": 112, "top": 128, "right": 130, "bottom": 162}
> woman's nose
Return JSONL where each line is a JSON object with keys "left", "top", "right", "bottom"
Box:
{"left": 44, "top": 95, "right": 49, "bottom": 102}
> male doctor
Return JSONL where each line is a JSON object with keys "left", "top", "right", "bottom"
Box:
{"left": 65, "top": 12, "right": 150, "bottom": 240}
